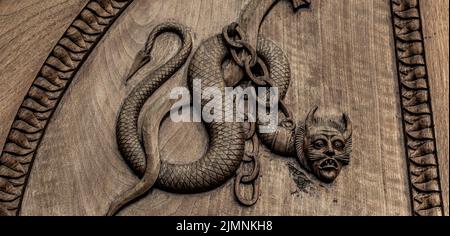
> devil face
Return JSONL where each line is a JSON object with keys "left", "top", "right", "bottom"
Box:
{"left": 304, "top": 126, "right": 349, "bottom": 183}
{"left": 295, "top": 106, "right": 352, "bottom": 183}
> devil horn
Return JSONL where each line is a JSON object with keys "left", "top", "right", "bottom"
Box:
{"left": 305, "top": 105, "right": 318, "bottom": 127}
{"left": 342, "top": 113, "right": 352, "bottom": 140}
{"left": 291, "top": 0, "right": 311, "bottom": 11}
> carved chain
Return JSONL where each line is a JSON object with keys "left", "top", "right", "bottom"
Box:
{"left": 223, "top": 22, "right": 269, "bottom": 86}
{"left": 222, "top": 22, "right": 262, "bottom": 206}
{"left": 222, "top": 22, "right": 298, "bottom": 206}
{"left": 224, "top": 23, "right": 296, "bottom": 129}
{"left": 0, "top": 0, "right": 363, "bottom": 216}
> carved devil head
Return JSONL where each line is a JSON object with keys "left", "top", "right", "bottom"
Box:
{"left": 295, "top": 106, "right": 352, "bottom": 183}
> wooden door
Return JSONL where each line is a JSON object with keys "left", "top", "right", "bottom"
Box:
{"left": 0, "top": 0, "right": 447, "bottom": 216}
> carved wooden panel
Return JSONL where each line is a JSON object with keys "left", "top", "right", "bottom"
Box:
{"left": 0, "top": 0, "right": 447, "bottom": 216}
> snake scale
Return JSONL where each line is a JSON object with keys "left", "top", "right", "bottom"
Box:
{"left": 107, "top": 22, "right": 293, "bottom": 215}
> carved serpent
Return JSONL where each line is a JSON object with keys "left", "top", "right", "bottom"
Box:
{"left": 107, "top": 22, "right": 292, "bottom": 215}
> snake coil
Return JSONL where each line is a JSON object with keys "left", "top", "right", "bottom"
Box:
{"left": 107, "top": 22, "right": 293, "bottom": 215}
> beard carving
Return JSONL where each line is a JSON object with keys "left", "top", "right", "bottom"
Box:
{"left": 295, "top": 106, "right": 352, "bottom": 183}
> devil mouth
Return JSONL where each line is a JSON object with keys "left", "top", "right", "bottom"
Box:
{"left": 319, "top": 158, "right": 338, "bottom": 170}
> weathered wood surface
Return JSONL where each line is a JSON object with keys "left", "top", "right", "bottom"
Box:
{"left": 420, "top": 0, "right": 449, "bottom": 216}
{"left": 0, "top": 0, "right": 446, "bottom": 216}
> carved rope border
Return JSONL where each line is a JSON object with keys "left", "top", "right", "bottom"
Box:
{"left": 0, "top": 0, "right": 133, "bottom": 216}
{"left": 0, "top": 0, "right": 444, "bottom": 216}
{"left": 390, "top": 0, "right": 444, "bottom": 216}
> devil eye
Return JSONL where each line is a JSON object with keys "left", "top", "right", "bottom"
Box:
{"left": 313, "top": 139, "right": 326, "bottom": 149}
{"left": 333, "top": 140, "right": 344, "bottom": 150}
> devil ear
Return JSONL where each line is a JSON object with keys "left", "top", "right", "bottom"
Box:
{"left": 342, "top": 113, "right": 352, "bottom": 140}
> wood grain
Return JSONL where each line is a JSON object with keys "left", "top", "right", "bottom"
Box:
{"left": 420, "top": 0, "right": 449, "bottom": 216}
{"left": 0, "top": 0, "right": 132, "bottom": 216}
{"left": 1, "top": 0, "right": 447, "bottom": 216}
{"left": 0, "top": 0, "right": 89, "bottom": 156}
{"left": 3, "top": 0, "right": 412, "bottom": 216}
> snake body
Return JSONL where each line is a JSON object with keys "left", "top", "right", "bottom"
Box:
{"left": 108, "top": 22, "right": 293, "bottom": 215}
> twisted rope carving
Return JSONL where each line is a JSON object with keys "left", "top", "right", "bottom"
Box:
{"left": 0, "top": 0, "right": 132, "bottom": 216}
{"left": 0, "top": 0, "right": 443, "bottom": 217}
{"left": 391, "top": 0, "right": 444, "bottom": 216}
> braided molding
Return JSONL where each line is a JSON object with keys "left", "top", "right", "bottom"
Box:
{"left": 0, "top": 0, "right": 444, "bottom": 216}
{"left": 391, "top": 0, "right": 444, "bottom": 216}
{"left": 0, "top": 0, "right": 133, "bottom": 216}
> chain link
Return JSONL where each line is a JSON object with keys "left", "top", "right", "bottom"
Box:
{"left": 234, "top": 133, "right": 260, "bottom": 206}
{"left": 223, "top": 22, "right": 295, "bottom": 206}
{"left": 279, "top": 100, "right": 295, "bottom": 130}
{"left": 223, "top": 23, "right": 265, "bottom": 79}
{"left": 223, "top": 22, "right": 263, "bottom": 206}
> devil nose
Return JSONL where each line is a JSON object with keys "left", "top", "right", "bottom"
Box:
{"left": 325, "top": 149, "right": 335, "bottom": 157}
